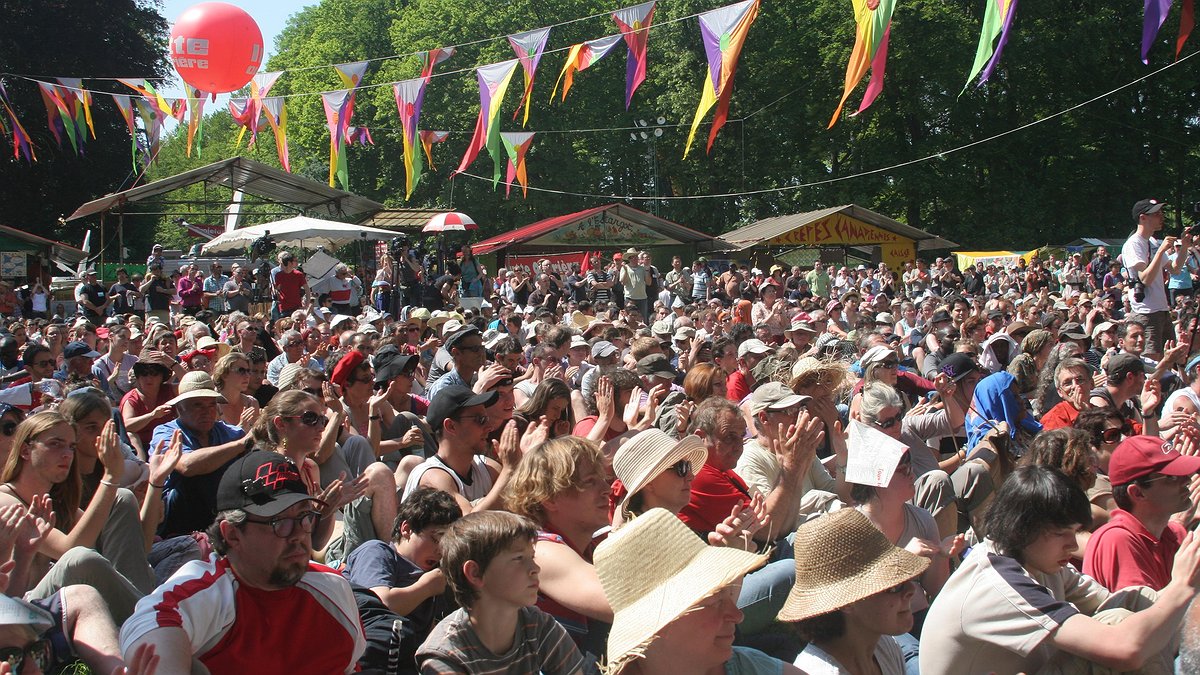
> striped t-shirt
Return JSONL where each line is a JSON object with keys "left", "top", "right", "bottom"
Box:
{"left": 417, "top": 605, "right": 584, "bottom": 674}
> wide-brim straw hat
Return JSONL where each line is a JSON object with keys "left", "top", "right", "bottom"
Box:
{"left": 595, "top": 508, "right": 766, "bottom": 671}
{"left": 165, "top": 371, "right": 228, "bottom": 406}
{"left": 611, "top": 430, "right": 707, "bottom": 527}
{"left": 776, "top": 509, "right": 929, "bottom": 622}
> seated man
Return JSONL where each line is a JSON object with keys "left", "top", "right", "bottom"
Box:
{"left": 343, "top": 487, "right": 463, "bottom": 673}
{"left": 0, "top": 587, "right": 136, "bottom": 674}
{"left": 152, "top": 372, "right": 247, "bottom": 538}
{"left": 121, "top": 451, "right": 365, "bottom": 672}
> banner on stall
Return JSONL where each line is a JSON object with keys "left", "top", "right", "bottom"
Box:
{"left": 505, "top": 251, "right": 589, "bottom": 278}
{"left": 763, "top": 212, "right": 915, "bottom": 271}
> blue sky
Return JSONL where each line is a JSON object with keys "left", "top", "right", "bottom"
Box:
{"left": 158, "top": 1, "right": 314, "bottom": 110}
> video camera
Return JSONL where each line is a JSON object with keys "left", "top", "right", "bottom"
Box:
{"left": 250, "top": 235, "right": 276, "bottom": 260}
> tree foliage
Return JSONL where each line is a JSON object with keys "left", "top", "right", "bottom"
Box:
{"left": 0, "top": 0, "right": 170, "bottom": 247}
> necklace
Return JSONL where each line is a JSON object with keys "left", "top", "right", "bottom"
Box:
{"left": 1, "top": 483, "right": 30, "bottom": 508}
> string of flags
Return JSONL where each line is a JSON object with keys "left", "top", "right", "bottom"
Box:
{"left": 0, "top": 0, "right": 1192, "bottom": 199}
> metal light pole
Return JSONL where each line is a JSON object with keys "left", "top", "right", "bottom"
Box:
{"left": 631, "top": 117, "right": 666, "bottom": 216}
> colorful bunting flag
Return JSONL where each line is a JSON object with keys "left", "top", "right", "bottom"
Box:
{"left": 56, "top": 78, "right": 95, "bottom": 141}
{"left": 394, "top": 78, "right": 429, "bottom": 200}
{"left": 1179, "top": 0, "right": 1195, "bottom": 58}
{"left": 551, "top": 34, "right": 623, "bottom": 102}
{"left": 455, "top": 59, "right": 520, "bottom": 186}
{"left": 348, "top": 126, "right": 374, "bottom": 146}
{"left": 962, "top": 0, "right": 1019, "bottom": 93}
{"left": 500, "top": 131, "right": 535, "bottom": 198}
{"left": 35, "top": 81, "right": 77, "bottom": 152}
{"left": 613, "top": 1, "right": 656, "bottom": 109}
{"left": 1143, "top": 0, "right": 1173, "bottom": 63}
{"left": 684, "top": 0, "right": 760, "bottom": 157}
{"left": 261, "top": 96, "right": 290, "bottom": 172}
{"left": 0, "top": 81, "right": 35, "bottom": 163}
{"left": 827, "top": 0, "right": 896, "bottom": 128}
{"left": 184, "top": 86, "right": 208, "bottom": 157}
{"left": 508, "top": 27, "right": 551, "bottom": 125}
{"left": 132, "top": 96, "right": 168, "bottom": 163}
{"left": 420, "top": 130, "right": 450, "bottom": 169}
{"left": 420, "top": 48, "right": 456, "bottom": 81}
{"left": 110, "top": 94, "right": 136, "bottom": 169}
{"left": 229, "top": 72, "right": 282, "bottom": 148}
{"left": 116, "top": 78, "right": 172, "bottom": 117}
{"left": 323, "top": 61, "right": 370, "bottom": 188}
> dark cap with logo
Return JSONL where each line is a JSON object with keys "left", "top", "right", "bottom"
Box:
{"left": 216, "top": 451, "right": 324, "bottom": 517}
{"left": 1132, "top": 198, "right": 1166, "bottom": 221}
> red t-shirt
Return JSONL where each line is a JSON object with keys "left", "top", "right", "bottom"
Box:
{"left": 726, "top": 371, "right": 751, "bottom": 403}
{"left": 678, "top": 462, "right": 752, "bottom": 536}
{"left": 572, "top": 416, "right": 622, "bottom": 441}
{"left": 1083, "top": 508, "right": 1184, "bottom": 592}
{"left": 274, "top": 268, "right": 306, "bottom": 312}
{"left": 1040, "top": 400, "right": 1080, "bottom": 431}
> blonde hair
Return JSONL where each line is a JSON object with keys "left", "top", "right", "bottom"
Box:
{"left": 3, "top": 412, "right": 80, "bottom": 532}
{"left": 211, "top": 351, "right": 249, "bottom": 390}
{"left": 503, "top": 436, "right": 605, "bottom": 524}
{"left": 250, "top": 390, "right": 321, "bottom": 451}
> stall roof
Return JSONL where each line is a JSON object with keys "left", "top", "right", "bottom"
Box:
{"left": 66, "top": 157, "right": 385, "bottom": 222}
{"left": 719, "top": 204, "right": 957, "bottom": 251}
{"left": 471, "top": 204, "right": 715, "bottom": 255}
{"left": 358, "top": 208, "right": 450, "bottom": 231}
{"left": 0, "top": 223, "right": 87, "bottom": 272}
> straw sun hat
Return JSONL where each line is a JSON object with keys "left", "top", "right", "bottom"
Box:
{"left": 611, "top": 429, "right": 707, "bottom": 528}
{"left": 165, "top": 371, "right": 228, "bottom": 407}
{"left": 776, "top": 508, "right": 929, "bottom": 623}
{"left": 595, "top": 508, "right": 766, "bottom": 671}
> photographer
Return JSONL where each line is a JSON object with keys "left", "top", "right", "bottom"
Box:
{"left": 1122, "top": 198, "right": 1191, "bottom": 360}
{"left": 139, "top": 262, "right": 173, "bottom": 323}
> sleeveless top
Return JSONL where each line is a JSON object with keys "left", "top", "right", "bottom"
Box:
{"left": 401, "top": 454, "right": 493, "bottom": 503}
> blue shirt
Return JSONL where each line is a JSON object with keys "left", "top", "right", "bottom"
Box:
{"left": 152, "top": 419, "right": 245, "bottom": 538}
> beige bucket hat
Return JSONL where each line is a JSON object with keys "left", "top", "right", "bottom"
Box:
{"left": 611, "top": 429, "right": 707, "bottom": 528}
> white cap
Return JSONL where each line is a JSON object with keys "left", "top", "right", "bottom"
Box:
{"left": 737, "top": 339, "right": 773, "bottom": 359}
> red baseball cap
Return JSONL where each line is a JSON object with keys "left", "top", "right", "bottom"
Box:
{"left": 1109, "top": 435, "right": 1200, "bottom": 486}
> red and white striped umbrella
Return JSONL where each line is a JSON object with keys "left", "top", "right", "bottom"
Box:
{"left": 423, "top": 211, "right": 477, "bottom": 233}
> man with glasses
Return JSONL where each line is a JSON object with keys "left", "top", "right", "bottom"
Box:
{"left": 1040, "top": 357, "right": 1095, "bottom": 430}
{"left": 1084, "top": 435, "right": 1200, "bottom": 592}
{"left": 122, "top": 451, "right": 365, "bottom": 673}
{"left": 735, "top": 383, "right": 849, "bottom": 536}
{"left": 402, "top": 386, "right": 513, "bottom": 515}
{"left": 267, "top": 329, "right": 319, "bottom": 387}
{"left": 223, "top": 264, "right": 252, "bottom": 315}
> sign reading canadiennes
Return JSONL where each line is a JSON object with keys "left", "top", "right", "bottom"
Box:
{"left": 766, "top": 213, "right": 902, "bottom": 247}
{"left": 531, "top": 211, "right": 676, "bottom": 248}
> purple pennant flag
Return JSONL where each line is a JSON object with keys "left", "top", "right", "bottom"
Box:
{"left": 1143, "top": 0, "right": 1174, "bottom": 63}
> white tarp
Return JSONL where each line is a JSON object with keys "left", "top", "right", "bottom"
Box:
{"left": 201, "top": 216, "right": 398, "bottom": 255}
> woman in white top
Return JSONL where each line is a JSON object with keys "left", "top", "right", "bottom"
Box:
{"left": 777, "top": 509, "right": 930, "bottom": 675}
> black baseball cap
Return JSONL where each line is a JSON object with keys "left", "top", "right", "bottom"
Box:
{"left": 374, "top": 353, "right": 418, "bottom": 384}
{"left": 216, "top": 451, "right": 324, "bottom": 517}
{"left": 636, "top": 353, "right": 678, "bottom": 380}
{"left": 1132, "top": 198, "right": 1166, "bottom": 221}
{"left": 937, "top": 353, "right": 979, "bottom": 383}
{"left": 62, "top": 341, "right": 101, "bottom": 360}
{"left": 444, "top": 327, "right": 482, "bottom": 351}
{"left": 426, "top": 385, "right": 499, "bottom": 434}
{"left": 931, "top": 310, "right": 953, "bottom": 325}
{"left": 1059, "top": 322, "right": 1088, "bottom": 340}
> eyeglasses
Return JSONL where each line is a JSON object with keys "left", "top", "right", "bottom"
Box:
{"left": 878, "top": 360, "right": 899, "bottom": 369}
{"left": 0, "top": 639, "right": 48, "bottom": 674}
{"left": 284, "top": 411, "right": 327, "bottom": 428}
{"left": 244, "top": 511, "right": 321, "bottom": 538}
{"left": 406, "top": 326, "right": 420, "bottom": 332}
{"left": 452, "top": 413, "right": 489, "bottom": 427}
{"left": 455, "top": 344, "right": 484, "bottom": 353}
{"left": 233, "top": 367, "right": 251, "bottom": 376}
{"left": 870, "top": 412, "right": 904, "bottom": 430}
{"left": 1139, "top": 474, "right": 1190, "bottom": 487}
{"left": 1101, "top": 423, "right": 1134, "bottom": 445}
{"left": 669, "top": 460, "right": 692, "bottom": 478}
{"left": 284, "top": 342, "right": 303, "bottom": 348}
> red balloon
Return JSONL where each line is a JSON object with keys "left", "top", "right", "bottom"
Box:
{"left": 169, "top": 2, "right": 264, "bottom": 94}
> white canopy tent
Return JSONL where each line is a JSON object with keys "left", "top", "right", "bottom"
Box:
{"left": 201, "top": 216, "right": 398, "bottom": 255}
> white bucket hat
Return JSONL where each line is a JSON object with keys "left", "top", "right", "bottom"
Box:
{"left": 611, "top": 430, "right": 707, "bottom": 528}
{"left": 595, "top": 508, "right": 766, "bottom": 672}
{"left": 166, "top": 371, "right": 227, "bottom": 406}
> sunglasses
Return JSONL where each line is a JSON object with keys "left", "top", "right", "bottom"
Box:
{"left": 871, "top": 412, "right": 904, "bottom": 430}
{"left": 878, "top": 360, "right": 899, "bottom": 369}
{"left": 669, "top": 460, "right": 692, "bottom": 478}
{"left": 232, "top": 367, "right": 251, "bottom": 376}
{"left": 0, "top": 421, "right": 16, "bottom": 437}
{"left": 244, "top": 511, "right": 321, "bottom": 538}
{"left": 453, "top": 413, "right": 490, "bottom": 427}
{"left": 284, "top": 411, "right": 327, "bottom": 428}
{"left": 1100, "top": 423, "right": 1134, "bottom": 445}
{"left": 0, "top": 639, "right": 48, "bottom": 674}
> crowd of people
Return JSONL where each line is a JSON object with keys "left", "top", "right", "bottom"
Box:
{"left": 0, "top": 197, "right": 1199, "bottom": 673}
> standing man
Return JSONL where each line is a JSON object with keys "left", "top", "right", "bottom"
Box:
{"left": 325, "top": 263, "right": 355, "bottom": 315}
{"left": 1123, "top": 198, "right": 1190, "bottom": 360}
{"left": 223, "top": 263, "right": 253, "bottom": 314}
{"left": 690, "top": 257, "right": 711, "bottom": 303}
{"left": 176, "top": 264, "right": 204, "bottom": 316}
{"left": 664, "top": 255, "right": 692, "bottom": 305}
{"left": 108, "top": 268, "right": 139, "bottom": 317}
{"left": 805, "top": 261, "right": 831, "bottom": 301}
{"left": 145, "top": 243, "right": 165, "bottom": 269}
{"left": 140, "top": 261, "right": 173, "bottom": 323}
{"left": 74, "top": 268, "right": 109, "bottom": 322}
{"left": 203, "top": 261, "right": 229, "bottom": 313}
{"left": 586, "top": 253, "right": 616, "bottom": 307}
{"left": 271, "top": 251, "right": 309, "bottom": 320}
{"left": 619, "top": 249, "right": 650, "bottom": 320}
{"left": 121, "top": 451, "right": 366, "bottom": 672}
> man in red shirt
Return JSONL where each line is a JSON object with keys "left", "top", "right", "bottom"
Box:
{"left": 176, "top": 264, "right": 204, "bottom": 316}
{"left": 1039, "top": 357, "right": 1092, "bottom": 430}
{"left": 1084, "top": 435, "right": 1200, "bottom": 591}
{"left": 271, "top": 252, "right": 310, "bottom": 319}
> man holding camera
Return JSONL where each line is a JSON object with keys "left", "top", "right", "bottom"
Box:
{"left": 1123, "top": 198, "right": 1191, "bottom": 360}
{"left": 139, "top": 262, "right": 174, "bottom": 323}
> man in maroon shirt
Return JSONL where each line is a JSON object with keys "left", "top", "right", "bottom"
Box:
{"left": 176, "top": 265, "right": 204, "bottom": 316}
{"left": 271, "top": 252, "right": 310, "bottom": 319}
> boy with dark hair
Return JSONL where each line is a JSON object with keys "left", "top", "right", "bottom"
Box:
{"left": 344, "top": 487, "right": 463, "bottom": 673}
{"left": 417, "top": 510, "right": 584, "bottom": 675}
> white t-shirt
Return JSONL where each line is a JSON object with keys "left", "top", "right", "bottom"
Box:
{"left": 794, "top": 638, "right": 905, "bottom": 675}
{"left": 1122, "top": 231, "right": 1170, "bottom": 313}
